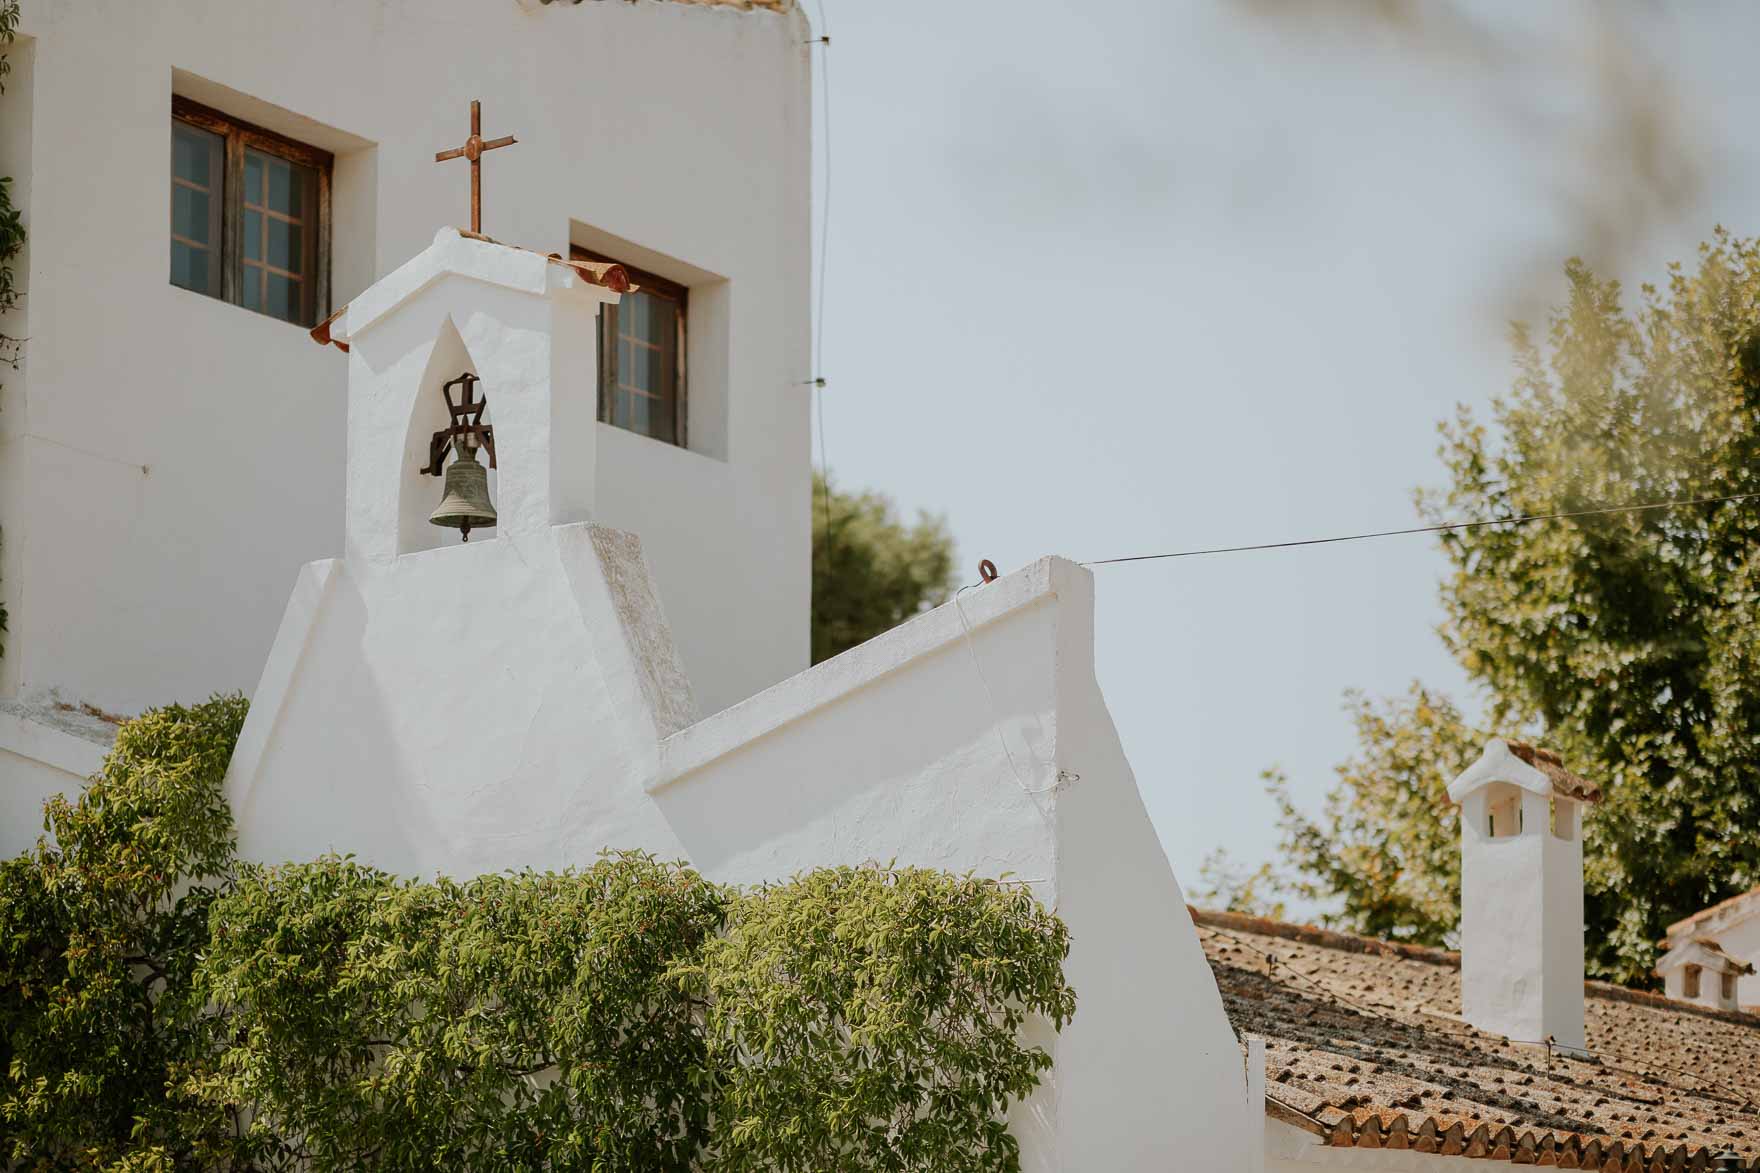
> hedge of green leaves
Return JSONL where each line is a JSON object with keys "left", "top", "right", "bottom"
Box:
{"left": 0, "top": 698, "right": 1076, "bottom": 1171}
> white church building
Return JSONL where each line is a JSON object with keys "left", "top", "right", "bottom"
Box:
{"left": 1, "top": 0, "right": 812, "bottom": 823}
{"left": 2, "top": 3, "right": 1758, "bottom": 1172}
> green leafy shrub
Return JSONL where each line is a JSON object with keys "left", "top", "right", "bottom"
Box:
{"left": 0, "top": 694, "right": 248, "bottom": 1169}
{"left": 193, "top": 854, "right": 727, "bottom": 1170}
{"left": 691, "top": 865, "right": 1076, "bottom": 1172}
{"left": 2, "top": 697, "right": 1075, "bottom": 1171}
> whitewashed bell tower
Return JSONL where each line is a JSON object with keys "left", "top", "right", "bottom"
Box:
{"left": 1449, "top": 739, "right": 1600, "bottom": 1051}
{"left": 226, "top": 225, "right": 702, "bottom": 879}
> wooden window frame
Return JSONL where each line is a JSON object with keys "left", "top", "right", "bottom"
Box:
{"left": 171, "top": 95, "right": 333, "bottom": 327}
{"left": 571, "top": 245, "right": 688, "bottom": 449}
{"left": 1684, "top": 964, "right": 1702, "bottom": 999}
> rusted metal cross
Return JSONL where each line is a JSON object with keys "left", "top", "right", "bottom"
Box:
{"left": 434, "top": 99, "right": 518, "bottom": 235}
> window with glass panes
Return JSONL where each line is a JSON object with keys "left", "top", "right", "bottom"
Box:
{"left": 572, "top": 247, "right": 688, "bottom": 447}
{"left": 170, "top": 97, "right": 331, "bottom": 328}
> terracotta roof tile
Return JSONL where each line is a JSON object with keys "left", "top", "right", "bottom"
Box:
{"left": 1195, "top": 908, "right": 1760, "bottom": 1169}
{"left": 1505, "top": 740, "right": 1603, "bottom": 803}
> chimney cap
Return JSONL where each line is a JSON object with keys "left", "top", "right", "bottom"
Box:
{"left": 1448, "top": 738, "right": 1602, "bottom": 806}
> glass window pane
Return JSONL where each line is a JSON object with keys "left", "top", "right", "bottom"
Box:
{"left": 646, "top": 295, "right": 676, "bottom": 345}
{"left": 171, "top": 241, "right": 210, "bottom": 293}
{"left": 629, "top": 390, "right": 651, "bottom": 437}
{"left": 243, "top": 209, "right": 262, "bottom": 261}
{"left": 172, "top": 122, "right": 219, "bottom": 187}
{"left": 266, "top": 273, "right": 300, "bottom": 322}
{"left": 242, "top": 268, "right": 262, "bottom": 312}
{"left": 172, "top": 185, "right": 209, "bottom": 243}
{"left": 269, "top": 157, "right": 291, "bottom": 213}
{"left": 170, "top": 121, "right": 222, "bottom": 298}
{"left": 244, "top": 153, "right": 264, "bottom": 206}
{"left": 640, "top": 345, "right": 661, "bottom": 392}
{"left": 267, "top": 218, "right": 302, "bottom": 274}
{"left": 250, "top": 151, "right": 313, "bottom": 218}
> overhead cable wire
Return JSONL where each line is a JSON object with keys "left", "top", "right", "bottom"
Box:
{"left": 1081, "top": 491, "right": 1760, "bottom": 568}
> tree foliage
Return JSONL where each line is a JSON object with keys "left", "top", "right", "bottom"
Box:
{"left": 690, "top": 866, "right": 1075, "bottom": 1172}
{"left": 1280, "top": 230, "right": 1760, "bottom": 983}
{"left": 0, "top": 695, "right": 249, "bottom": 1169}
{"left": 2, "top": 701, "right": 1074, "bottom": 1170}
{"left": 194, "top": 855, "right": 727, "bottom": 1170}
{"left": 1267, "top": 686, "right": 1480, "bottom": 944}
{"left": 812, "top": 471, "right": 957, "bottom": 664}
{"left": 1189, "top": 848, "right": 1287, "bottom": 922}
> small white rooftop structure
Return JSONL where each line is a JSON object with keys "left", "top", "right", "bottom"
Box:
{"left": 1451, "top": 738, "right": 1600, "bottom": 1051}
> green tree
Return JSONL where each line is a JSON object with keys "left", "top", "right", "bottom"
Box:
{"left": 0, "top": 695, "right": 249, "bottom": 1169}
{"left": 1280, "top": 230, "right": 1760, "bottom": 984}
{"left": 1266, "top": 685, "right": 1481, "bottom": 944}
{"left": 813, "top": 471, "right": 957, "bottom": 664}
{"left": 689, "top": 865, "right": 1074, "bottom": 1173}
{"left": 1189, "top": 848, "right": 1287, "bottom": 921}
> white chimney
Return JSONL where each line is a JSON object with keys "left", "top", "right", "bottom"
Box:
{"left": 1448, "top": 739, "right": 1600, "bottom": 1051}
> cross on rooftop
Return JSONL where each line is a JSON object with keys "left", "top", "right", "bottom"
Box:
{"left": 434, "top": 99, "right": 518, "bottom": 235}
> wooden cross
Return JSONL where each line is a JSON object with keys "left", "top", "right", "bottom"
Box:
{"left": 434, "top": 99, "right": 518, "bottom": 235}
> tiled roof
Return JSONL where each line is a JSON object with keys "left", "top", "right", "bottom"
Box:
{"left": 1196, "top": 908, "right": 1760, "bottom": 1170}
{"left": 1659, "top": 938, "right": 1757, "bottom": 978}
{"left": 1506, "top": 740, "right": 1603, "bottom": 804}
{"left": 1668, "top": 886, "right": 1760, "bottom": 941}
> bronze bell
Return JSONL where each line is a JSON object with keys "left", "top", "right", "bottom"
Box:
{"left": 429, "top": 439, "right": 496, "bottom": 541}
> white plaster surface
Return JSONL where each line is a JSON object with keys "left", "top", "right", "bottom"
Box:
{"left": 0, "top": 0, "right": 809, "bottom": 746}
{"left": 1656, "top": 939, "right": 1749, "bottom": 1012}
{"left": 0, "top": 700, "right": 114, "bottom": 855}
{"left": 1453, "top": 742, "right": 1588, "bottom": 1050}
{"left": 229, "top": 259, "right": 1248, "bottom": 1160}
{"left": 1663, "top": 894, "right": 1760, "bottom": 1012}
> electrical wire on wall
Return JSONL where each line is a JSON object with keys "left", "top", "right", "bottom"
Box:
{"left": 806, "top": 0, "right": 837, "bottom": 576}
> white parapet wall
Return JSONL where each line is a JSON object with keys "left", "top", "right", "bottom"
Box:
{"left": 0, "top": 699, "right": 115, "bottom": 855}
{"left": 653, "top": 555, "right": 1250, "bottom": 1172}
{"left": 230, "top": 537, "right": 1249, "bottom": 1169}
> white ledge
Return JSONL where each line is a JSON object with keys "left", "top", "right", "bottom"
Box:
{"left": 651, "top": 557, "right": 1066, "bottom": 792}
{"left": 0, "top": 700, "right": 115, "bottom": 779}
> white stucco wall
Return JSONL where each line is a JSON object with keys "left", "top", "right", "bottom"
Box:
{"left": 229, "top": 265, "right": 1249, "bottom": 1168}
{"left": 1721, "top": 918, "right": 1760, "bottom": 1009}
{"left": 237, "top": 550, "right": 1251, "bottom": 1172}
{"left": 0, "top": 701, "right": 111, "bottom": 854}
{"left": 1454, "top": 744, "right": 1588, "bottom": 1050}
{"left": 1663, "top": 910, "right": 1760, "bottom": 1012}
{"left": 0, "top": 0, "right": 810, "bottom": 735}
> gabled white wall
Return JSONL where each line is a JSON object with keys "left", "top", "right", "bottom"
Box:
{"left": 650, "top": 558, "right": 1250, "bottom": 1173}
{"left": 1, "top": 0, "right": 809, "bottom": 737}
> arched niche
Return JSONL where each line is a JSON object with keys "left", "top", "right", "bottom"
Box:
{"left": 397, "top": 315, "right": 500, "bottom": 555}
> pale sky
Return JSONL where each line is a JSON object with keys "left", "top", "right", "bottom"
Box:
{"left": 807, "top": 1, "right": 1760, "bottom": 912}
